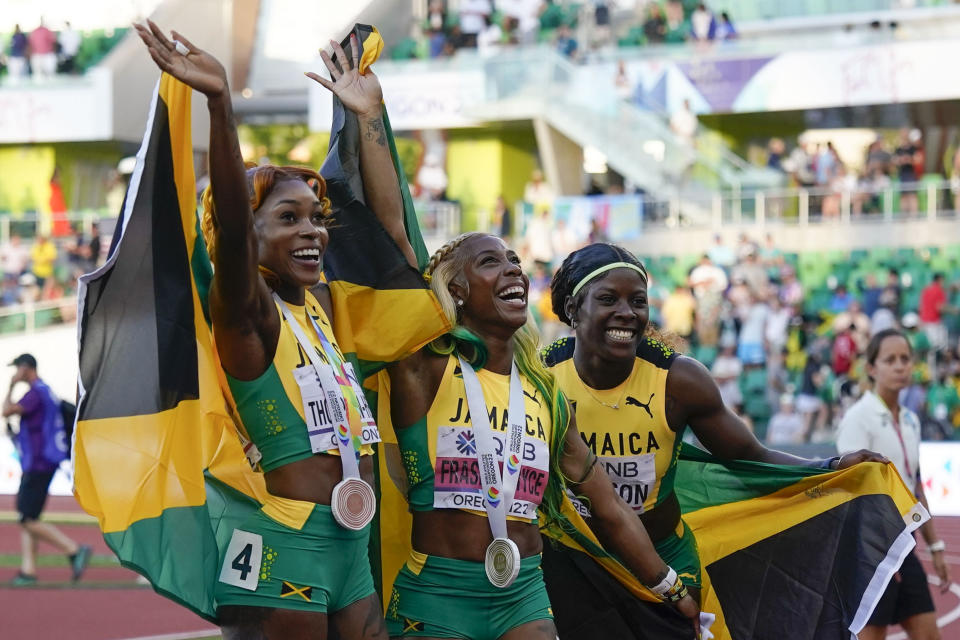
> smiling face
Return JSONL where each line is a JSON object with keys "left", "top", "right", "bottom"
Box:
{"left": 452, "top": 234, "right": 529, "bottom": 334}
{"left": 253, "top": 178, "right": 329, "bottom": 290}
{"left": 867, "top": 334, "right": 912, "bottom": 395}
{"left": 568, "top": 268, "right": 649, "bottom": 362}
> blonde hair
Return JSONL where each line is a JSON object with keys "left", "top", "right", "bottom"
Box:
{"left": 422, "top": 232, "right": 572, "bottom": 524}
{"left": 200, "top": 164, "right": 332, "bottom": 271}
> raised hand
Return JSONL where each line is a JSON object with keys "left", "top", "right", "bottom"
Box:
{"left": 133, "top": 20, "right": 228, "bottom": 98}
{"left": 305, "top": 34, "right": 383, "bottom": 118}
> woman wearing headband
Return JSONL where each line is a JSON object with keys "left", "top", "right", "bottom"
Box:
{"left": 135, "top": 21, "right": 415, "bottom": 639}
{"left": 383, "top": 233, "right": 699, "bottom": 640}
{"left": 542, "top": 243, "right": 886, "bottom": 636}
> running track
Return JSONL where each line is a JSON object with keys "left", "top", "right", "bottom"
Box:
{"left": 2, "top": 496, "right": 959, "bottom": 639}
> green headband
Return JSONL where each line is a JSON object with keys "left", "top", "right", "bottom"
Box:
{"left": 571, "top": 262, "right": 648, "bottom": 297}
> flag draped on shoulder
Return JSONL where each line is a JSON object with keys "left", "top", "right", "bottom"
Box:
{"left": 315, "top": 23, "right": 451, "bottom": 602}
{"left": 74, "top": 74, "right": 268, "bottom": 621}
{"left": 543, "top": 443, "right": 928, "bottom": 639}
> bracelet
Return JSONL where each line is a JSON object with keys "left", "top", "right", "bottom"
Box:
{"left": 650, "top": 566, "right": 687, "bottom": 602}
{"left": 930, "top": 540, "right": 946, "bottom": 553}
{"left": 820, "top": 456, "right": 841, "bottom": 470}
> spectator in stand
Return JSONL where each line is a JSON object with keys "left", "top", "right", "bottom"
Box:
{"left": 661, "top": 284, "right": 696, "bottom": 340}
{"left": 766, "top": 138, "right": 785, "bottom": 170}
{"left": 832, "top": 324, "right": 859, "bottom": 377}
{"left": 902, "top": 312, "right": 931, "bottom": 361}
{"left": 523, "top": 168, "right": 555, "bottom": 213}
{"left": 690, "top": 3, "right": 715, "bottom": 41}
{"left": 779, "top": 265, "right": 804, "bottom": 310}
{"left": 829, "top": 284, "right": 854, "bottom": 314}
{"left": 458, "top": 0, "right": 491, "bottom": 48}
{"left": 0, "top": 273, "right": 20, "bottom": 306}
{"left": 551, "top": 218, "right": 578, "bottom": 260}
{"left": 416, "top": 152, "right": 448, "bottom": 201}
{"left": 732, "top": 248, "right": 769, "bottom": 299}
{"left": 879, "top": 268, "right": 902, "bottom": 316}
{"left": 7, "top": 25, "right": 28, "bottom": 80}
{"left": 834, "top": 300, "right": 871, "bottom": 350}
{"left": 797, "top": 355, "right": 829, "bottom": 436}
{"left": 861, "top": 273, "right": 883, "bottom": 317}
{"left": 1, "top": 234, "right": 30, "bottom": 277}
{"left": 738, "top": 295, "right": 769, "bottom": 366}
{"left": 919, "top": 273, "right": 950, "bottom": 353}
{"left": 689, "top": 254, "right": 728, "bottom": 347}
{"left": 29, "top": 235, "right": 57, "bottom": 290}
{"left": 894, "top": 128, "right": 921, "bottom": 215}
{"left": 670, "top": 98, "right": 698, "bottom": 147}
{"left": 759, "top": 232, "right": 782, "bottom": 268}
{"left": 712, "top": 341, "right": 744, "bottom": 412}
{"left": 766, "top": 395, "right": 806, "bottom": 445}
{"left": 642, "top": 3, "right": 667, "bottom": 44}
{"left": 555, "top": 23, "right": 578, "bottom": 58}
{"left": 476, "top": 14, "right": 503, "bottom": 56}
{"left": 592, "top": 0, "right": 613, "bottom": 47}
{"left": 493, "top": 195, "right": 512, "bottom": 240}
{"left": 865, "top": 137, "right": 892, "bottom": 176}
{"left": 28, "top": 19, "right": 58, "bottom": 79}
{"left": 715, "top": 11, "right": 737, "bottom": 40}
{"left": 426, "top": 1, "right": 448, "bottom": 57}
{"left": 57, "top": 21, "right": 81, "bottom": 74}
{"left": 524, "top": 209, "right": 554, "bottom": 270}
{"left": 927, "top": 370, "right": 960, "bottom": 439}
{"left": 501, "top": 0, "right": 542, "bottom": 45}
{"left": 706, "top": 233, "right": 735, "bottom": 270}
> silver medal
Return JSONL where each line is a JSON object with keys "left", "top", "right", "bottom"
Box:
{"left": 485, "top": 537, "right": 521, "bottom": 588}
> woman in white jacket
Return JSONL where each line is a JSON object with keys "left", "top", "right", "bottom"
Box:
{"left": 837, "top": 328, "right": 951, "bottom": 640}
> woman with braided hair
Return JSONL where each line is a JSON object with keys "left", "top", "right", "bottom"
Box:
{"left": 541, "top": 242, "right": 887, "bottom": 637}
{"left": 135, "top": 20, "right": 420, "bottom": 640}
{"left": 384, "top": 232, "right": 700, "bottom": 640}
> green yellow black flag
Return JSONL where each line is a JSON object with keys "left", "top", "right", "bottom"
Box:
{"left": 542, "top": 444, "right": 928, "bottom": 639}
{"left": 75, "top": 27, "right": 448, "bottom": 621}
{"left": 74, "top": 74, "right": 267, "bottom": 621}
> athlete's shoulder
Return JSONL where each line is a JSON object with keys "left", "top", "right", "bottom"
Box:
{"left": 541, "top": 336, "right": 575, "bottom": 367}
{"left": 636, "top": 336, "right": 679, "bottom": 370}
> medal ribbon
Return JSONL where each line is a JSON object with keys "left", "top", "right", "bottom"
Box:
{"left": 274, "top": 294, "right": 365, "bottom": 479}
{"left": 457, "top": 357, "right": 526, "bottom": 542}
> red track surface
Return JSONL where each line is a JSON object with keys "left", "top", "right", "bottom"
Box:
{"left": 1, "top": 496, "right": 959, "bottom": 639}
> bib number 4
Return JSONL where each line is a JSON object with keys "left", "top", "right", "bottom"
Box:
{"left": 218, "top": 529, "right": 263, "bottom": 591}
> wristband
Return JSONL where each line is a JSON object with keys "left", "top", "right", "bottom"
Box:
{"left": 820, "top": 456, "right": 841, "bottom": 470}
{"left": 930, "top": 540, "right": 946, "bottom": 553}
{"left": 650, "top": 566, "right": 687, "bottom": 602}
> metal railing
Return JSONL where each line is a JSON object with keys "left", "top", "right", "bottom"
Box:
{"left": 0, "top": 212, "right": 107, "bottom": 245}
{"left": 0, "top": 297, "right": 77, "bottom": 335}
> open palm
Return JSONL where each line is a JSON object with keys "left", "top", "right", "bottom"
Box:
{"left": 134, "top": 20, "right": 227, "bottom": 98}
{"left": 306, "top": 35, "right": 383, "bottom": 117}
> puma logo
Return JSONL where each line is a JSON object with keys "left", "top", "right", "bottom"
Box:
{"left": 523, "top": 389, "right": 541, "bottom": 406}
{"left": 625, "top": 393, "right": 655, "bottom": 418}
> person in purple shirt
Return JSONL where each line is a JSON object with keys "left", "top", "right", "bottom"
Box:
{"left": 3, "top": 353, "right": 90, "bottom": 586}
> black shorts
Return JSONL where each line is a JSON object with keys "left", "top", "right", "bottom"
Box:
{"left": 17, "top": 470, "right": 55, "bottom": 522}
{"left": 868, "top": 547, "right": 935, "bottom": 626}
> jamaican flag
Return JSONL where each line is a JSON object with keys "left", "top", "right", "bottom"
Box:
{"left": 74, "top": 74, "right": 267, "bottom": 621}
{"left": 542, "top": 444, "right": 927, "bottom": 640}
{"left": 75, "top": 25, "right": 447, "bottom": 621}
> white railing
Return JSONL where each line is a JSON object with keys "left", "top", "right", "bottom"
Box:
{"left": 0, "top": 212, "right": 106, "bottom": 245}
{"left": 0, "top": 297, "right": 77, "bottom": 334}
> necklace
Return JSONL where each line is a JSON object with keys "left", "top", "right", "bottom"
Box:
{"left": 579, "top": 374, "right": 632, "bottom": 410}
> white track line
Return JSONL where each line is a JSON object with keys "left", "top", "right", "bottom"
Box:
{"left": 114, "top": 630, "right": 217, "bottom": 640}
{"left": 884, "top": 576, "right": 960, "bottom": 640}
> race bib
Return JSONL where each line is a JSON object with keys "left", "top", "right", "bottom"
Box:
{"left": 218, "top": 529, "right": 263, "bottom": 591}
{"left": 569, "top": 453, "right": 656, "bottom": 517}
{"left": 294, "top": 364, "right": 382, "bottom": 453}
{"left": 432, "top": 426, "right": 549, "bottom": 521}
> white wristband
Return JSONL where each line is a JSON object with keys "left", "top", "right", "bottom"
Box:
{"left": 929, "top": 540, "right": 946, "bottom": 553}
{"left": 651, "top": 566, "right": 678, "bottom": 596}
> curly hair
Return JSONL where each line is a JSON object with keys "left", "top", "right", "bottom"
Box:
{"left": 200, "top": 164, "right": 332, "bottom": 267}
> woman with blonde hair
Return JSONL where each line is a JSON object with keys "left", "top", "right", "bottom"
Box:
{"left": 383, "top": 232, "right": 700, "bottom": 639}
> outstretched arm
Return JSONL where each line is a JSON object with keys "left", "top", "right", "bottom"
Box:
{"left": 670, "top": 356, "right": 886, "bottom": 469}
{"left": 560, "top": 413, "right": 700, "bottom": 633}
{"left": 134, "top": 22, "right": 276, "bottom": 377}
{"left": 306, "top": 35, "right": 416, "bottom": 269}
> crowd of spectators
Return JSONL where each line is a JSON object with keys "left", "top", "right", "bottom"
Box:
{"left": 764, "top": 128, "right": 946, "bottom": 218}
{"left": 0, "top": 225, "right": 101, "bottom": 318}
{"left": 392, "top": 1, "right": 737, "bottom": 62}
{"left": 2, "top": 19, "right": 83, "bottom": 82}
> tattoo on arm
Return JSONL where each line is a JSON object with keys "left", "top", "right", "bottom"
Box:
{"left": 363, "top": 117, "right": 387, "bottom": 147}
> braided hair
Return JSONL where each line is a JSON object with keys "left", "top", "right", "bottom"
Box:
{"left": 422, "top": 232, "right": 572, "bottom": 525}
